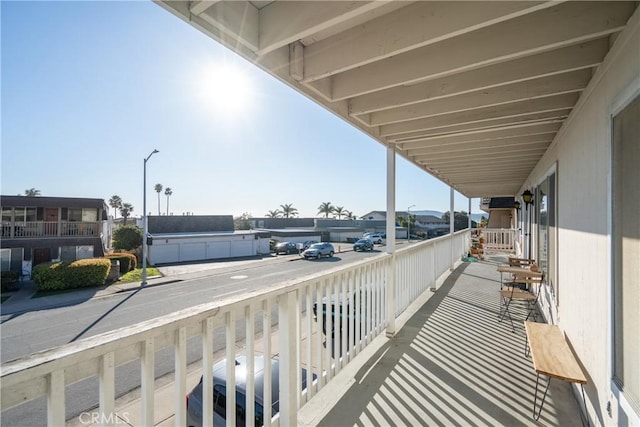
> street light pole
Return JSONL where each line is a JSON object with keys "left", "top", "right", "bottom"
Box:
{"left": 407, "top": 204, "right": 415, "bottom": 242}
{"left": 142, "top": 149, "right": 159, "bottom": 285}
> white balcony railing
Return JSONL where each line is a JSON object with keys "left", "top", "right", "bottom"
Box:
{"left": 481, "top": 228, "right": 516, "bottom": 251}
{"left": 0, "top": 231, "right": 470, "bottom": 426}
{"left": 1, "top": 221, "right": 101, "bottom": 238}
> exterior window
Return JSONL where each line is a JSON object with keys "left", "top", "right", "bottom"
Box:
{"left": 82, "top": 208, "right": 98, "bottom": 221}
{"left": 612, "top": 95, "right": 639, "bottom": 413}
{"left": 537, "top": 172, "right": 556, "bottom": 301}
{"left": 25, "top": 208, "right": 37, "bottom": 222}
{"left": 14, "top": 207, "right": 25, "bottom": 222}
{"left": 68, "top": 208, "right": 82, "bottom": 222}
{"left": 2, "top": 207, "right": 12, "bottom": 222}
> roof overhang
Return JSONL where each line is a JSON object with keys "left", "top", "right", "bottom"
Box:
{"left": 154, "top": 1, "right": 638, "bottom": 198}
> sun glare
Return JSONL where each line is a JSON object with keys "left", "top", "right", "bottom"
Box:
{"left": 197, "top": 62, "right": 253, "bottom": 116}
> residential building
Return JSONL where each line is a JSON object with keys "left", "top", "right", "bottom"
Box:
{"left": 0, "top": 195, "right": 109, "bottom": 275}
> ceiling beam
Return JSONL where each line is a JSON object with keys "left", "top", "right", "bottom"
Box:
{"left": 349, "top": 40, "right": 606, "bottom": 115}
{"left": 398, "top": 123, "right": 562, "bottom": 150}
{"left": 257, "top": 1, "right": 391, "bottom": 55}
{"left": 381, "top": 93, "right": 578, "bottom": 137}
{"left": 325, "top": 1, "right": 632, "bottom": 100}
{"left": 390, "top": 111, "right": 569, "bottom": 141}
{"left": 405, "top": 139, "right": 553, "bottom": 157}
{"left": 368, "top": 69, "right": 591, "bottom": 126}
{"left": 189, "top": 0, "right": 219, "bottom": 16}
{"left": 198, "top": 1, "right": 260, "bottom": 51}
{"left": 301, "top": 1, "right": 552, "bottom": 82}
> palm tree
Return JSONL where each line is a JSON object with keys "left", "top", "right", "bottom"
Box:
{"left": 265, "top": 210, "right": 281, "bottom": 218}
{"left": 24, "top": 188, "right": 41, "bottom": 197}
{"left": 154, "top": 184, "right": 163, "bottom": 215}
{"left": 333, "top": 206, "right": 346, "bottom": 219}
{"left": 120, "top": 203, "right": 134, "bottom": 225}
{"left": 164, "top": 187, "right": 173, "bottom": 215}
{"left": 109, "top": 195, "right": 122, "bottom": 219}
{"left": 279, "top": 204, "right": 298, "bottom": 218}
{"left": 317, "top": 202, "right": 334, "bottom": 218}
{"left": 345, "top": 211, "right": 357, "bottom": 220}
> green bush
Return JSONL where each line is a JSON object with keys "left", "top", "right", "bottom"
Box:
{"left": 33, "top": 262, "right": 66, "bottom": 290}
{"left": 1, "top": 271, "right": 19, "bottom": 292}
{"left": 104, "top": 253, "right": 137, "bottom": 273}
{"left": 113, "top": 225, "right": 142, "bottom": 251}
{"left": 33, "top": 259, "right": 111, "bottom": 291}
{"left": 65, "top": 259, "right": 111, "bottom": 288}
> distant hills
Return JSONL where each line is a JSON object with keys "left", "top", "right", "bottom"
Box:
{"left": 412, "top": 210, "right": 486, "bottom": 223}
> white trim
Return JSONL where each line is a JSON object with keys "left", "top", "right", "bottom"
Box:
{"left": 608, "top": 79, "right": 640, "bottom": 421}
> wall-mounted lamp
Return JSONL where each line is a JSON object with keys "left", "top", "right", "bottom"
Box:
{"left": 522, "top": 190, "right": 534, "bottom": 208}
{"left": 514, "top": 200, "right": 521, "bottom": 211}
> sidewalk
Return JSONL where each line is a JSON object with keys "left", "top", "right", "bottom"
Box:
{"left": 0, "top": 253, "right": 302, "bottom": 316}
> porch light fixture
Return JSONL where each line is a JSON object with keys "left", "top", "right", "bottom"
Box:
{"left": 521, "top": 190, "right": 533, "bottom": 208}
{"left": 142, "top": 149, "right": 159, "bottom": 286}
{"left": 514, "top": 201, "right": 521, "bottom": 211}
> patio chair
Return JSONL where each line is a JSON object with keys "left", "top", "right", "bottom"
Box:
{"left": 499, "top": 272, "right": 544, "bottom": 332}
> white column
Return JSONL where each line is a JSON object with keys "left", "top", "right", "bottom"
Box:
{"left": 385, "top": 145, "right": 396, "bottom": 337}
{"left": 450, "top": 187, "right": 455, "bottom": 270}
{"left": 468, "top": 198, "right": 472, "bottom": 230}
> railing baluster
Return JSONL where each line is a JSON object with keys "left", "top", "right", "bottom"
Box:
{"left": 99, "top": 352, "right": 115, "bottom": 427}
{"left": 141, "top": 337, "right": 155, "bottom": 426}
{"left": 202, "top": 318, "right": 214, "bottom": 427}
{"left": 174, "top": 327, "right": 187, "bottom": 427}
{"left": 315, "top": 282, "right": 324, "bottom": 389}
{"left": 225, "top": 312, "right": 236, "bottom": 427}
{"left": 245, "top": 305, "right": 255, "bottom": 427}
{"left": 262, "top": 299, "right": 272, "bottom": 427}
{"left": 278, "top": 290, "right": 298, "bottom": 427}
{"left": 305, "top": 283, "right": 314, "bottom": 400}
{"left": 47, "top": 369, "right": 64, "bottom": 427}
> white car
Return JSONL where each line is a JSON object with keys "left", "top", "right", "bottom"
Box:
{"left": 364, "top": 233, "right": 383, "bottom": 244}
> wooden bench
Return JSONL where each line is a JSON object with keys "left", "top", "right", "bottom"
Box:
{"left": 524, "top": 321, "right": 588, "bottom": 424}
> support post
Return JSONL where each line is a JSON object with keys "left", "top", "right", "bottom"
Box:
{"left": 385, "top": 145, "right": 396, "bottom": 337}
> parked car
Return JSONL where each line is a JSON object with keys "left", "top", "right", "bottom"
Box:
{"left": 353, "top": 238, "right": 374, "bottom": 252}
{"left": 302, "top": 242, "right": 335, "bottom": 259}
{"left": 186, "top": 355, "right": 313, "bottom": 427}
{"left": 302, "top": 240, "right": 319, "bottom": 250}
{"left": 365, "top": 234, "right": 383, "bottom": 244}
{"left": 273, "top": 242, "right": 298, "bottom": 255}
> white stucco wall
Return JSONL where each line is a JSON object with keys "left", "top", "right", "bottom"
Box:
{"left": 148, "top": 232, "right": 260, "bottom": 264}
{"left": 524, "top": 9, "right": 639, "bottom": 425}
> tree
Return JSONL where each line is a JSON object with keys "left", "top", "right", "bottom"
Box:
{"left": 120, "top": 203, "right": 134, "bottom": 225}
{"left": 234, "top": 212, "right": 252, "bottom": 230}
{"left": 345, "top": 210, "right": 357, "bottom": 220}
{"left": 333, "top": 206, "right": 346, "bottom": 219}
{"left": 154, "top": 184, "right": 163, "bottom": 215}
{"left": 265, "top": 210, "right": 281, "bottom": 218}
{"left": 24, "top": 188, "right": 41, "bottom": 197}
{"left": 108, "top": 195, "right": 122, "bottom": 219}
{"left": 279, "top": 203, "right": 298, "bottom": 218}
{"left": 317, "top": 202, "right": 334, "bottom": 218}
{"left": 164, "top": 187, "right": 173, "bottom": 215}
{"left": 112, "top": 225, "right": 143, "bottom": 251}
{"left": 442, "top": 211, "right": 477, "bottom": 231}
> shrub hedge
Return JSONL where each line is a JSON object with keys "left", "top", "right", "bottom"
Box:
{"left": 33, "top": 259, "right": 111, "bottom": 291}
{"left": 1, "top": 271, "right": 19, "bottom": 292}
{"left": 105, "top": 253, "right": 137, "bottom": 273}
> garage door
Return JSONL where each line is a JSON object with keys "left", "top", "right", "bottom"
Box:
{"left": 182, "top": 243, "right": 206, "bottom": 262}
{"left": 207, "top": 242, "right": 230, "bottom": 259}
{"left": 151, "top": 244, "right": 180, "bottom": 265}
{"left": 230, "top": 240, "right": 253, "bottom": 257}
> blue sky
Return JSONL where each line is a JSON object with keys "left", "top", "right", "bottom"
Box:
{"left": 1, "top": 1, "right": 480, "bottom": 219}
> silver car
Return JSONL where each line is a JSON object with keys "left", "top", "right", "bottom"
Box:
{"left": 302, "top": 242, "right": 335, "bottom": 259}
{"left": 186, "top": 355, "right": 312, "bottom": 427}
